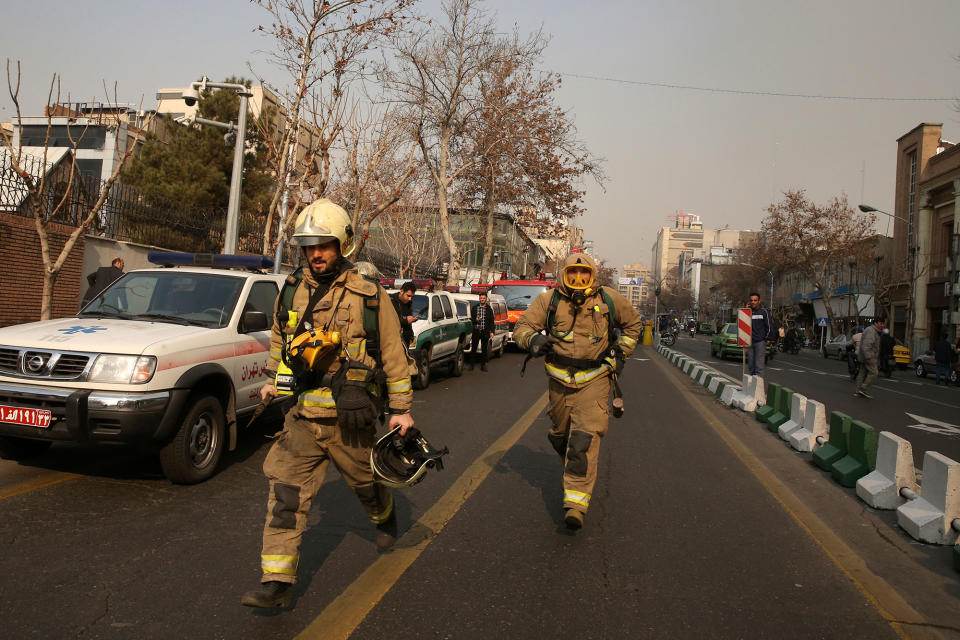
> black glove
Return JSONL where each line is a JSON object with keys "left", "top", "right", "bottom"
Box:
{"left": 336, "top": 383, "right": 379, "bottom": 431}
{"left": 529, "top": 334, "right": 552, "bottom": 358}
{"left": 612, "top": 347, "right": 625, "bottom": 376}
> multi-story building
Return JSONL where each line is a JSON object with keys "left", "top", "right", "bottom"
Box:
{"left": 879, "top": 123, "right": 960, "bottom": 354}
{"left": 618, "top": 262, "right": 651, "bottom": 313}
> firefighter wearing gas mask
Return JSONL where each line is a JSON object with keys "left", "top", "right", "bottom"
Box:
{"left": 514, "top": 252, "right": 643, "bottom": 531}
{"left": 242, "top": 199, "right": 415, "bottom": 609}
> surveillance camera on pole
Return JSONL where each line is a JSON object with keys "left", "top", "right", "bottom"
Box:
{"left": 182, "top": 86, "right": 200, "bottom": 107}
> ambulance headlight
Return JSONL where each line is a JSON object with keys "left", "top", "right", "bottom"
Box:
{"left": 89, "top": 355, "right": 158, "bottom": 384}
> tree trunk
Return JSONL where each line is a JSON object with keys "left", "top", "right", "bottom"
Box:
{"left": 479, "top": 169, "right": 495, "bottom": 283}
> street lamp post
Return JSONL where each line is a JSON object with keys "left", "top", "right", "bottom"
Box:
{"left": 180, "top": 77, "right": 253, "bottom": 254}
{"left": 859, "top": 203, "right": 914, "bottom": 342}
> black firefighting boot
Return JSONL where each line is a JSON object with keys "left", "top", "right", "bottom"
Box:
{"left": 564, "top": 509, "right": 584, "bottom": 530}
{"left": 241, "top": 581, "right": 293, "bottom": 608}
{"left": 376, "top": 510, "right": 398, "bottom": 552}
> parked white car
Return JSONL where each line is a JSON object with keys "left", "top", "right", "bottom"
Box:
{"left": 0, "top": 252, "right": 285, "bottom": 483}
{"left": 404, "top": 290, "right": 473, "bottom": 390}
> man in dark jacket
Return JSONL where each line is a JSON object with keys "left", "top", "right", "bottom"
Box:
{"left": 747, "top": 292, "right": 772, "bottom": 376}
{"left": 468, "top": 291, "right": 495, "bottom": 371}
{"left": 933, "top": 333, "right": 955, "bottom": 386}
{"left": 390, "top": 281, "right": 417, "bottom": 347}
{"left": 81, "top": 257, "right": 124, "bottom": 308}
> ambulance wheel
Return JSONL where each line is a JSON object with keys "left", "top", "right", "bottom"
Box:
{"left": 450, "top": 343, "right": 465, "bottom": 377}
{"left": 0, "top": 436, "right": 52, "bottom": 460}
{"left": 413, "top": 345, "right": 431, "bottom": 390}
{"left": 160, "top": 394, "right": 225, "bottom": 484}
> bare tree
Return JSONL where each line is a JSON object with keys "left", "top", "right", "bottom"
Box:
{"left": 0, "top": 61, "right": 151, "bottom": 320}
{"left": 383, "top": 0, "right": 529, "bottom": 286}
{"left": 251, "top": 0, "right": 418, "bottom": 254}
{"left": 376, "top": 201, "right": 446, "bottom": 277}
{"left": 333, "top": 105, "right": 418, "bottom": 255}
{"left": 459, "top": 51, "right": 604, "bottom": 281}
{"left": 760, "top": 189, "right": 876, "bottom": 342}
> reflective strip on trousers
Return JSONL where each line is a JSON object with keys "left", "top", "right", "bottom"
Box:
{"left": 564, "top": 490, "right": 591, "bottom": 508}
{"left": 261, "top": 554, "right": 298, "bottom": 576}
{"left": 368, "top": 491, "right": 394, "bottom": 524}
{"left": 545, "top": 362, "right": 610, "bottom": 385}
{"left": 387, "top": 378, "right": 411, "bottom": 394}
{"left": 298, "top": 389, "right": 335, "bottom": 408}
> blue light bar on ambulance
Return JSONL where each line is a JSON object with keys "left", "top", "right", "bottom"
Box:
{"left": 147, "top": 252, "right": 274, "bottom": 269}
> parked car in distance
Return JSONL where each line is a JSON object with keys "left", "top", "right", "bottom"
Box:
{"left": 710, "top": 323, "right": 776, "bottom": 360}
{"left": 823, "top": 334, "right": 851, "bottom": 359}
{"left": 913, "top": 349, "right": 960, "bottom": 384}
{"left": 449, "top": 292, "right": 509, "bottom": 359}
{"left": 697, "top": 321, "right": 716, "bottom": 335}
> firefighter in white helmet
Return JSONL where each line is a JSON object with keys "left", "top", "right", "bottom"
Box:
{"left": 242, "top": 199, "right": 415, "bottom": 609}
{"left": 513, "top": 252, "right": 643, "bottom": 530}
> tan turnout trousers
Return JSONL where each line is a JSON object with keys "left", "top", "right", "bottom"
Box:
{"left": 258, "top": 408, "right": 392, "bottom": 584}
{"left": 547, "top": 376, "right": 610, "bottom": 514}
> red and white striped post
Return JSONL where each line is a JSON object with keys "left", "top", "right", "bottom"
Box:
{"left": 738, "top": 307, "right": 752, "bottom": 376}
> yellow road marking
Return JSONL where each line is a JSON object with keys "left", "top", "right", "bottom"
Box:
{"left": 295, "top": 391, "right": 549, "bottom": 640}
{"left": 0, "top": 471, "right": 80, "bottom": 500}
{"left": 655, "top": 355, "right": 934, "bottom": 640}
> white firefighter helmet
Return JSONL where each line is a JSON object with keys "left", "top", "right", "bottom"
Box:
{"left": 290, "top": 199, "right": 356, "bottom": 256}
{"left": 561, "top": 251, "right": 597, "bottom": 293}
{"left": 370, "top": 426, "right": 448, "bottom": 489}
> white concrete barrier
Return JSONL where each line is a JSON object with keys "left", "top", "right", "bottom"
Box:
{"left": 733, "top": 375, "right": 757, "bottom": 409}
{"left": 707, "top": 376, "right": 721, "bottom": 394}
{"left": 733, "top": 375, "right": 765, "bottom": 412}
{"left": 856, "top": 432, "right": 918, "bottom": 510}
{"left": 896, "top": 451, "right": 960, "bottom": 545}
{"left": 720, "top": 384, "right": 740, "bottom": 406}
{"left": 777, "top": 392, "right": 808, "bottom": 441}
{"left": 689, "top": 365, "right": 704, "bottom": 381}
{"left": 788, "top": 398, "right": 828, "bottom": 453}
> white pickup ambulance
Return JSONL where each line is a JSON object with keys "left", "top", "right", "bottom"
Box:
{"left": 0, "top": 252, "right": 286, "bottom": 484}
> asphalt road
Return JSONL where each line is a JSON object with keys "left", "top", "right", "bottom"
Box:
{"left": 669, "top": 334, "right": 960, "bottom": 469}
{"left": 0, "top": 348, "right": 958, "bottom": 639}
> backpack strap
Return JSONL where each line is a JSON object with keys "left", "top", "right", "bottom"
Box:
{"left": 360, "top": 275, "right": 382, "bottom": 367}
{"left": 277, "top": 266, "right": 304, "bottom": 326}
{"left": 546, "top": 289, "right": 562, "bottom": 333}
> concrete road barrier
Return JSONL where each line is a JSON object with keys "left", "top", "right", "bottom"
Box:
{"left": 733, "top": 375, "right": 765, "bottom": 412}
{"left": 830, "top": 420, "right": 879, "bottom": 487}
{"left": 813, "top": 412, "right": 852, "bottom": 471}
{"left": 756, "top": 382, "right": 779, "bottom": 423}
{"left": 707, "top": 376, "right": 721, "bottom": 394}
{"left": 788, "top": 398, "right": 828, "bottom": 452}
{"left": 856, "top": 432, "right": 919, "bottom": 509}
{"left": 720, "top": 383, "right": 740, "bottom": 406}
{"left": 897, "top": 451, "right": 960, "bottom": 545}
{"left": 777, "top": 392, "right": 808, "bottom": 441}
{"left": 765, "top": 387, "right": 794, "bottom": 433}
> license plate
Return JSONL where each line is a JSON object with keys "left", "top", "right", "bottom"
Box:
{"left": 0, "top": 404, "right": 52, "bottom": 428}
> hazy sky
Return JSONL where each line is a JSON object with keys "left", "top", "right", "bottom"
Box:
{"left": 3, "top": 0, "right": 958, "bottom": 272}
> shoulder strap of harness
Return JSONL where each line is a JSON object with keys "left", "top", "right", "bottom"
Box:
{"left": 360, "top": 275, "right": 382, "bottom": 367}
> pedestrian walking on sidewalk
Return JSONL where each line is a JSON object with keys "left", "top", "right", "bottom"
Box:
{"left": 854, "top": 317, "right": 885, "bottom": 398}
{"left": 933, "top": 333, "right": 954, "bottom": 385}
{"left": 747, "top": 292, "right": 772, "bottom": 376}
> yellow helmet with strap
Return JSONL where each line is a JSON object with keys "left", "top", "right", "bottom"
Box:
{"left": 561, "top": 252, "right": 597, "bottom": 294}
{"left": 291, "top": 199, "right": 356, "bottom": 256}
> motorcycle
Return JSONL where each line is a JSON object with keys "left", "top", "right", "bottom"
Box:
{"left": 845, "top": 344, "right": 859, "bottom": 380}
{"left": 688, "top": 326, "right": 696, "bottom": 338}
{"left": 660, "top": 328, "right": 677, "bottom": 347}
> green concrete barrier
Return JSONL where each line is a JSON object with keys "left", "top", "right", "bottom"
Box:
{"left": 813, "top": 412, "right": 852, "bottom": 471}
{"left": 766, "top": 387, "right": 794, "bottom": 433}
{"left": 714, "top": 380, "right": 727, "bottom": 397}
{"left": 756, "top": 383, "right": 780, "bottom": 423}
{"left": 830, "top": 420, "right": 879, "bottom": 487}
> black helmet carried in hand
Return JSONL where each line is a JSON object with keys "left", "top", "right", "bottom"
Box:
{"left": 371, "top": 426, "right": 449, "bottom": 488}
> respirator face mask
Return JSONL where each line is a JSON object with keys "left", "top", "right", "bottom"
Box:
{"left": 563, "top": 264, "right": 595, "bottom": 305}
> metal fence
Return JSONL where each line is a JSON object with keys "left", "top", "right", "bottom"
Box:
{"left": 0, "top": 152, "right": 267, "bottom": 255}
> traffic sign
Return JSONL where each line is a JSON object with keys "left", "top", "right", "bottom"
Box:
{"left": 737, "top": 308, "right": 751, "bottom": 346}
{"left": 817, "top": 317, "right": 828, "bottom": 327}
